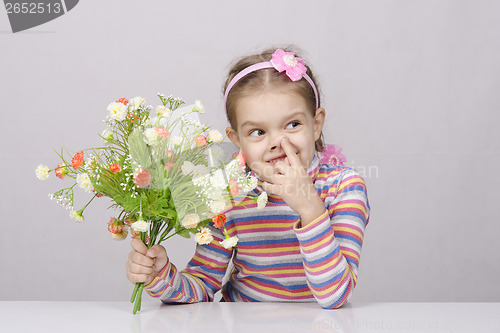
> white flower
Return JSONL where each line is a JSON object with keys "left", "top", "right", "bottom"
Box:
{"left": 107, "top": 102, "right": 127, "bottom": 121}
{"left": 143, "top": 128, "right": 158, "bottom": 146}
{"left": 207, "top": 130, "right": 223, "bottom": 143}
{"left": 208, "top": 189, "right": 225, "bottom": 201}
{"left": 225, "top": 159, "right": 241, "bottom": 178}
{"left": 76, "top": 173, "right": 94, "bottom": 193}
{"left": 192, "top": 165, "right": 209, "bottom": 179}
{"left": 131, "top": 220, "right": 150, "bottom": 232}
{"left": 156, "top": 105, "right": 171, "bottom": 119}
{"left": 129, "top": 97, "right": 145, "bottom": 110}
{"left": 101, "top": 128, "right": 113, "bottom": 143}
{"left": 111, "top": 228, "right": 128, "bottom": 241}
{"left": 35, "top": 164, "right": 49, "bottom": 180}
{"left": 208, "top": 146, "right": 224, "bottom": 167}
{"left": 194, "top": 227, "right": 213, "bottom": 245}
{"left": 210, "top": 169, "right": 227, "bottom": 190}
{"left": 194, "top": 100, "right": 205, "bottom": 113}
{"left": 158, "top": 117, "right": 168, "bottom": 128}
{"left": 181, "top": 213, "right": 200, "bottom": 229}
{"left": 84, "top": 155, "right": 99, "bottom": 173}
{"left": 181, "top": 161, "right": 195, "bottom": 175}
{"left": 192, "top": 173, "right": 210, "bottom": 186}
{"left": 210, "top": 200, "right": 226, "bottom": 214}
{"left": 242, "top": 176, "right": 258, "bottom": 192}
{"left": 70, "top": 210, "right": 84, "bottom": 222}
{"left": 257, "top": 191, "right": 268, "bottom": 209}
{"left": 172, "top": 136, "right": 183, "bottom": 146}
{"left": 220, "top": 236, "right": 238, "bottom": 249}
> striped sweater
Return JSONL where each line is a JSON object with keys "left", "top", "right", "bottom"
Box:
{"left": 145, "top": 155, "right": 370, "bottom": 309}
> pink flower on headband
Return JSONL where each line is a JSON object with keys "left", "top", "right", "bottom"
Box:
{"left": 319, "top": 144, "right": 347, "bottom": 166}
{"left": 271, "top": 49, "right": 307, "bottom": 81}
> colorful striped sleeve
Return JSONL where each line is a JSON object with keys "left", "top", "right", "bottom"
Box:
{"left": 144, "top": 224, "right": 233, "bottom": 303}
{"left": 294, "top": 167, "right": 370, "bottom": 309}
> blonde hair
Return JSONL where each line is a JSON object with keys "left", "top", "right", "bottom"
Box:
{"left": 223, "top": 47, "right": 324, "bottom": 152}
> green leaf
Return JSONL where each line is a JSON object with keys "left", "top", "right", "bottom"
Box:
{"left": 128, "top": 128, "right": 152, "bottom": 169}
{"left": 176, "top": 228, "right": 191, "bottom": 239}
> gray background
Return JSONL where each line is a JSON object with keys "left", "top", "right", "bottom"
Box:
{"left": 1, "top": 0, "right": 499, "bottom": 302}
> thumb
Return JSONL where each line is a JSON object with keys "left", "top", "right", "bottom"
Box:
{"left": 148, "top": 245, "right": 168, "bottom": 273}
{"left": 147, "top": 243, "right": 168, "bottom": 260}
{"left": 146, "top": 245, "right": 162, "bottom": 258}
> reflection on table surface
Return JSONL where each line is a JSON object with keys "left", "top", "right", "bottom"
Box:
{"left": 1, "top": 301, "right": 499, "bottom": 333}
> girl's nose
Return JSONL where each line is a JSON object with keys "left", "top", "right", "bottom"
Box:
{"left": 269, "top": 135, "right": 284, "bottom": 151}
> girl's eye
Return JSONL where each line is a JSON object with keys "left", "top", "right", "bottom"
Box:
{"left": 249, "top": 129, "right": 265, "bottom": 137}
{"left": 286, "top": 121, "right": 300, "bottom": 129}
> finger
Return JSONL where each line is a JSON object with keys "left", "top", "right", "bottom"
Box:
{"left": 251, "top": 161, "right": 277, "bottom": 183}
{"left": 129, "top": 262, "right": 154, "bottom": 275}
{"left": 281, "top": 137, "right": 301, "bottom": 167}
{"left": 274, "top": 160, "right": 290, "bottom": 175}
{"left": 261, "top": 181, "right": 282, "bottom": 196}
{"left": 127, "top": 272, "right": 151, "bottom": 284}
{"left": 131, "top": 238, "right": 148, "bottom": 255}
{"left": 130, "top": 251, "right": 154, "bottom": 267}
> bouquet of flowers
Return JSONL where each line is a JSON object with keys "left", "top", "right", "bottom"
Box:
{"left": 35, "top": 94, "right": 267, "bottom": 313}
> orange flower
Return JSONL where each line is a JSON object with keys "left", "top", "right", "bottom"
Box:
{"left": 54, "top": 163, "right": 68, "bottom": 179}
{"left": 109, "top": 163, "right": 122, "bottom": 174}
{"left": 72, "top": 151, "right": 84, "bottom": 170}
{"left": 107, "top": 217, "right": 125, "bottom": 234}
{"left": 116, "top": 98, "right": 128, "bottom": 105}
{"left": 195, "top": 134, "right": 207, "bottom": 147}
{"left": 212, "top": 213, "right": 226, "bottom": 229}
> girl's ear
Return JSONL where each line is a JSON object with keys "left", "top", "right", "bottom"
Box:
{"left": 313, "top": 108, "right": 326, "bottom": 141}
{"left": 226, "top": 127, "right": 241, "bottom": 148}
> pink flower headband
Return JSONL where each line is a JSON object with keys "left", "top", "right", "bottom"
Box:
{"left": 224, "top": 49, "right": 319, "bottom": 112}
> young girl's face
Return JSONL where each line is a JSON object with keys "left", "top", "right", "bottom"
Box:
{"left": 227, "top": 87, "right": 325, "bottom": 172}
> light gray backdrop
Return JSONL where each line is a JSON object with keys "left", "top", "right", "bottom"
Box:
{"left": 1, "top": 0, "right": 499, "bottom": 302}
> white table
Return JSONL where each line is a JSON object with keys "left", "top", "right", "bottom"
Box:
{"left": 0, "top": 301, "right": 498, "bottom": 332}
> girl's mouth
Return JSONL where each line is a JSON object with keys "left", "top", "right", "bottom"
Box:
{"left": 267, "top": 155, "right": 286, "bottom": 166}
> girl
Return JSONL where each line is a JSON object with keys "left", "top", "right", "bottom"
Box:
{"left": 126, "top": 47, "right": 370, "bottom": 309}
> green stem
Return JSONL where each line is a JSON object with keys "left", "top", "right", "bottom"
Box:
{"left": 130, "top": 282, "right": 140, "bottom": 303}
{"left": 132, "top": 282, "right": 144, "bottom": 314}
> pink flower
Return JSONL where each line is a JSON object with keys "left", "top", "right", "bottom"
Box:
{"left": 195, "top": 134, "right": 207, "bottom": 147}
{"left": 54, "top": 163, "right": 68, "bottom": 179}
{"left": 72, "top": 152, "right": 84, "bottom": 170}
{"left": 133, "top": 168, "right": 152, "bottom": 188}
{"left": 155, "top": 127, "right": 170, "bottom": 139}
{"left": 107, "top": 217, "right": 125, "bottom": 234}
{"left": 228, "top": 179, "right": 239, "bottom": 197}
{"left": 270, "top": 49, "right": 307, "bottom": 82}
{"left": 165, "top": 162, "right": 175, "bottom": 171}
{"left": 235, "top": 151, "right": 246, "bottom": 168}
{"left": 109, "top": 163, "right": 122, "bottom": 174}
{"left": 319, "top": 144, "right": 347, "bottom": 166}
